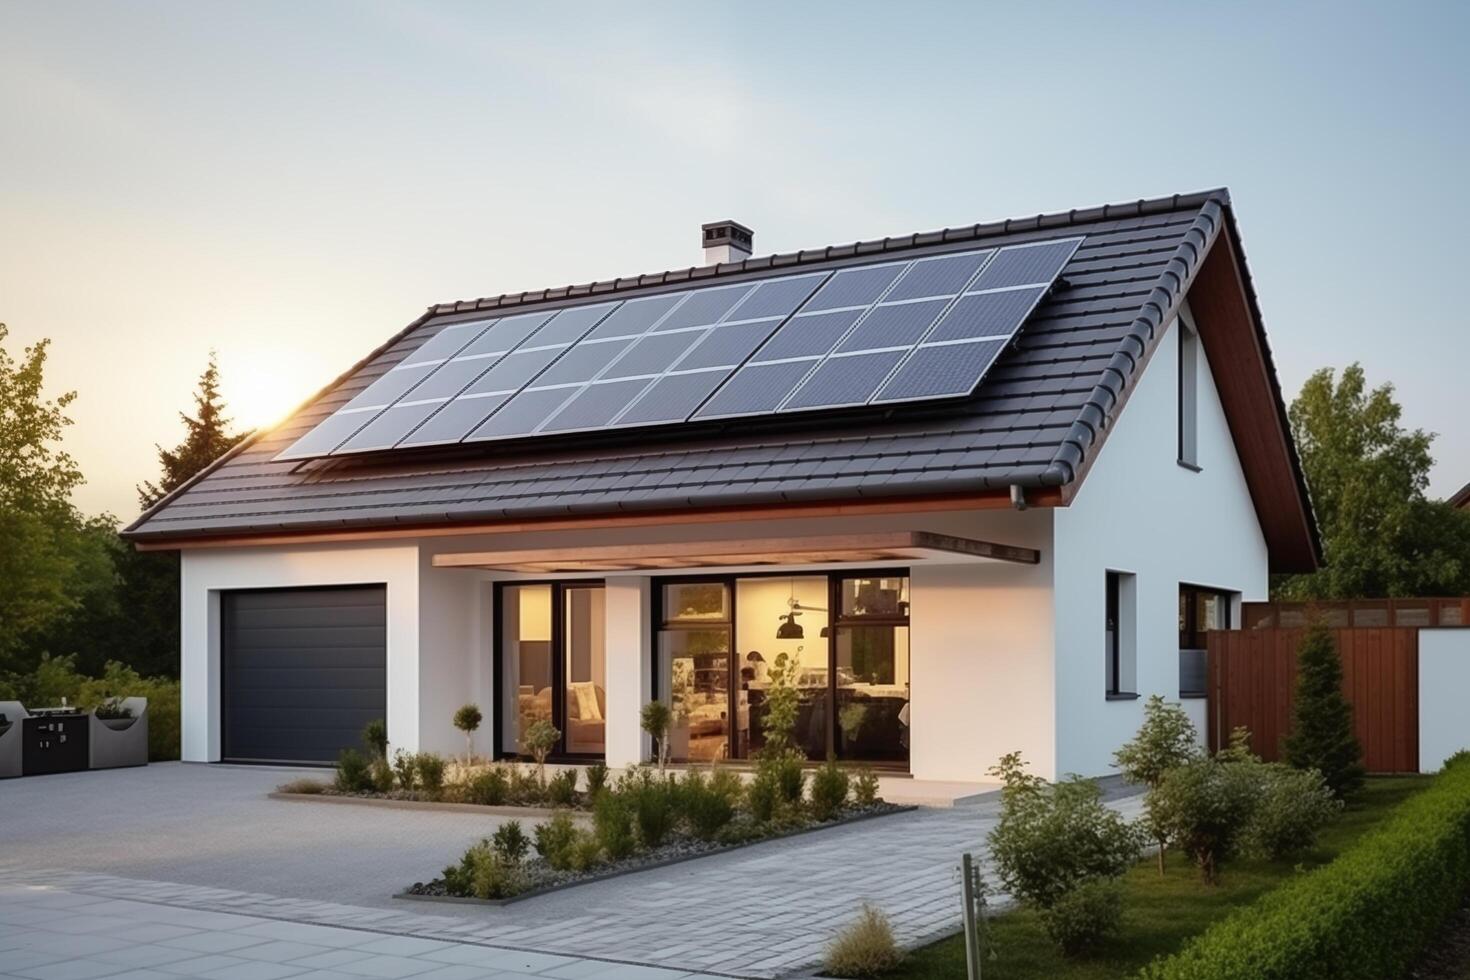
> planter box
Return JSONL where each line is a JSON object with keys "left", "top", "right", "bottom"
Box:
{"left": 89, "top": 698, "right": 148, "bottom": 770}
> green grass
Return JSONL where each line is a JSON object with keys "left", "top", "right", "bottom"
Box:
{"left": 892, "top": 776, "right": 1429, "bottom": 980}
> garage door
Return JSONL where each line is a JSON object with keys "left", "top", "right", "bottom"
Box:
{"left": 222, "top": 586, "right": 386, "bottom": 765}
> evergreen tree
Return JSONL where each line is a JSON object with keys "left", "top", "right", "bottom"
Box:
{"left": 139, "top": 353, "right": 248, "bottom": 508}
{"left": 1283, "top": 622, "right": 1364, "bottom": 798}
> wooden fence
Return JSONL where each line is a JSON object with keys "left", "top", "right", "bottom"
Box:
{"left": 1205, "top": 627, "right": 1419, "bottom": 773}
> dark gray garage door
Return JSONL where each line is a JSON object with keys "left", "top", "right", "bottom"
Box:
{"left": 222, "top": 586, "right": 386, "bottom": 765}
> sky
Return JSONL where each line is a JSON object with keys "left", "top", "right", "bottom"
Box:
{"left": 2, "top": 1, "right": 1467, "bottom": 522}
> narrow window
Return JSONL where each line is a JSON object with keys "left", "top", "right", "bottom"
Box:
{"left": 1106, "top": 571, "right": 1136, "bottom": 697}
{"left": 1178, "top": 313, "right": 1199, "bottom": 467}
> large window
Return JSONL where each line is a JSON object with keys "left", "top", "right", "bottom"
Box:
{"left": 656, "top": 572, "right": 911, "bottom": 767}
{"left": 1179, "top": 584, "right": 1232, "bottom": 697}
{"left": 498, "top": 582, "right": 606, "bottom": 759}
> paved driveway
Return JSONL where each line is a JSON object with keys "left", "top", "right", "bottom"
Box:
{"left": 0, "top": 763, "right": 1142, "bottom": 978}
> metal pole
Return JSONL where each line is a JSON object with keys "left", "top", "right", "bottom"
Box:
{"left": 961, "top": 852, "right": 980, "bottom": 980}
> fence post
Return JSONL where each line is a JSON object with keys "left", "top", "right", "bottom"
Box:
{"left": 961, "top": 852, "right": 980, "bottom": 980}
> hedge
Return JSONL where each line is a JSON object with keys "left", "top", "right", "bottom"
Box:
{"left": 1139, "top": 754, "right": 1470, "bottom": 980}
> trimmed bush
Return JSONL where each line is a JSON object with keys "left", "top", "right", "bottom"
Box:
{"left": 824, "top": 903, "right": 904, "bottom": 978}
{"left": 809, "top": 757, "right": 851, "bottom": 822}
{"left": 621, "top": 768, "right": 676, "bottom": 847}
{"left": 443, "top": 839, "right": 527, "bottom": 899}
{"left": 1140, "top": 757, "right": 1470, "bottom": 980}
{"left": 452, "top": 703, "right": 482, "bottom": 762}
{"left": 641, "top": 700, "right": 672, "bottom": 769}
{"left": 747, "top": 767, "right": 780, "bottom": 823}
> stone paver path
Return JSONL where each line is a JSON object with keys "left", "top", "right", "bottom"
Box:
{"left": 1, "top": 764, "right": 1142, "bottom": 978}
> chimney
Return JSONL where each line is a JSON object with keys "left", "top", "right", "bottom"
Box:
{"left": 701, "top": 220, "right": 754, "bottom": 266}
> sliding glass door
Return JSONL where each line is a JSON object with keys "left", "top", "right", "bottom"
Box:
{"left": 655, "top": 571, "right": 910, "bottom": 768}
{"left": 498, "top": 581, "right": 605, "bottom": 759}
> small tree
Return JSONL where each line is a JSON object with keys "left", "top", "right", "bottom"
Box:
{"left": 521, "top": 719, "right": 559, "bottom": 785}
{"left": 1114, "top": 695, "right": 1201, "bottom": 873}
{"left": 453, "top": 704, "right": 482, "bottom": 765}
{"left": 1284, "top": 622, "right": 1364, "bottom": 798}
{"left": 760, "top": 651, "right": 800, "bottom": 753}
{"left": 640, "top": 700, "right": 672, "bottom": 770}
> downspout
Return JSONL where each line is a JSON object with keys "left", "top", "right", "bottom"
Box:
{"left": 1010, "top": 484, "right": 1028, "bottom": 511}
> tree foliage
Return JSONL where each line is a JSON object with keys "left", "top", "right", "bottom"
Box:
{"left": 1277, "top": 363, "right": 1470, "bottom": 598}
{"left": 138, "top": 353, "right": 248, "bottom": 508}
{"left": 1114, "top": 695, "right": 1201, "bottom": 872}
{"left": 1284, "top": 623, "right": 1365, "bottom": 798}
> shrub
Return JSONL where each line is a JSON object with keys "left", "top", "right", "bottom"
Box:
{"left": 708, "top": 767, "right": 745, "bottom": 807}
{"left": 986, "top": 752, "right": 1141, "bottom": 954}
{"left": 1284, "top": 622, "right": 1365, "bottom": 798}
{"left": 747, "top": 767, "right": 781, "bottom": 824}
{"left": 1241, "top": 763, "right": 1342, "bottom": 860}
{"left": 464, "top": 766, "right": 510, "bottom": 805}
{"left": 753, "top": 746, "right": 805, "bottom": 811}
{"left": 1146, "top": 738, "right": 1262, "bottom": 884}
{"left": 1141, "top": 759, "right": 1470, "bottom": 980}
{"left": 1114, "top": 694, "right": 1200, "bottom": 873}
{"left": 681, "top": 770, "right": 736, "bottom": 840}
{"left": 363, "top": 718, "right": 388, "bottom": 760}
{"left": 278, "top": 777, "right": 327, "bottom": 795}
{"left": 534, "top": 813, "right": 581, "bottom": 870}
{"left": 452, "top": 703, "right": 482, "bottom": 763}
{"left": 443, "top": 840, "right": 527, "bottom": 899}
{"left": 640, "top": 700, "right": 673, "bottom": 770}
{"left": 823, "top": 903, "right": 904, "bottom": 978}
{"left": 507, "top": 763, "right": 541, "bottom": 805}
{"left": 584, "top": 761, "right": 609, "bottom": 798}
{"left": 620, "top": 768, "right": 676, "bottom": 848}
{"left": 809, "top": 757, "right": 850, "bottom": 822}
{"left": 370, "top": 755, "right": 395, "bottom": 793}
{"left": 1043, "top": 878, "right": 1123, "bottom": 956}
{"left": 546, "top": 769, "right": 578, "bottom": 807}
{"left": 594, "top": 792, "right": 636, "bottom": 859}
{"left": 852, "top": 767, "right": 881, "bottom": 807}
{"left": 415, "top": 752, "right": 447, "bottom": 799}
{"left": 335, "top": 748, "right": 374, "bottom": 792}
{"left": 569, "top": 832, "right": 604, "bottom": 871}
{"left": 392, "top": 749, "right": 418, "bottom": 793}
{"left": 492, "top": 820, "right": 529, "bottom": 864}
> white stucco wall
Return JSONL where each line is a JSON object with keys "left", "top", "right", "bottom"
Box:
{"left": 1419, "top": 628, "right": 1470, "bottom": 773}
{"left": 1051, "top": 303, "right": 1270, "bottom": 777}
{"left": 179, "top": 542, "right": 420, "bottom": 762}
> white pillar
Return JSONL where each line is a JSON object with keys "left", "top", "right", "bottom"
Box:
{"left": 179, "top": 561, "right": 219, "bottom": 762}
{"left": 603, "top": 577, "right": 652, "bottom": 768}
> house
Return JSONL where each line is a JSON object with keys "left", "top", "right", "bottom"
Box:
{"left": 1452, "top": 482, "right": 1470, "bottom": 510}
{"left": 121, "top": 189, "right": 1319, "bottom": 783}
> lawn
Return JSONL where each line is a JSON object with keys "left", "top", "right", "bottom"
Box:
{"left": 893, "top": 776, "right": 1429, "bottom": 980}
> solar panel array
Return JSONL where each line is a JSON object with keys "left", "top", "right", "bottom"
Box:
{"left": 277, "top": 236, "right": 1082, "bottom": 461}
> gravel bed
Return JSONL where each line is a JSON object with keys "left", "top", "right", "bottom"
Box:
{"left": 401, "top": 802, "right": 911, "bottom": 905}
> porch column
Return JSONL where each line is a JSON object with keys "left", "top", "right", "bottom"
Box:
{"left": 604, "top": 577, "right": 652, "bottom": 769}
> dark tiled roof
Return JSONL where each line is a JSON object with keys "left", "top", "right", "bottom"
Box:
{"left": 122, "top": 189, "right": 1270, "bottom": 541}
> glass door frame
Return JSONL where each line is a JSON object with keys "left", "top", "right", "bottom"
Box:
{"left": 651, "top": 567, "right": 911, "bottom": 768}
{"left": 492, "top": 579, "right": 607, "bottom": 762}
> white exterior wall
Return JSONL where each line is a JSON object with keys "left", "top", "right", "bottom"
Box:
{"left": 179, "top": 542, "right": 420, "bottom": 762}
{"left": 1051, "top": 304, "right": 1270, "bottom": 777}
{"left": 1419, "top": 628, "right": 1470, "bottom": 772}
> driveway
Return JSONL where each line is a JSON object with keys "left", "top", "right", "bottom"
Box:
{"left": 0, "top": 763, "right": 1143, "bottom": 978}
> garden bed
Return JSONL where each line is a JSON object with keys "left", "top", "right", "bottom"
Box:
{"left": 399, "top": 802, "right": 911, "bottom": 906}
{"left": 889, "top": 776, "right": 1430, "bottom": 980}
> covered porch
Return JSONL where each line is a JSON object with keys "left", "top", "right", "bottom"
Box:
{"left": 429, "top": 528, "right": 1041, "bottom": 783}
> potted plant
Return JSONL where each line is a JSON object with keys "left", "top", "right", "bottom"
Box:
{"left": 88, "top": 696, "right": 149, "bottom": 770}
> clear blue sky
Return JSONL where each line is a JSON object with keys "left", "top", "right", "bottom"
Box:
{"left": 3, "top": 1, "right": 1466, "bottom": 520}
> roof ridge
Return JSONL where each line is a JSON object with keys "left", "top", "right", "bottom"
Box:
{"left": 429, "top": 188, "right": 1232, "bottom": 317}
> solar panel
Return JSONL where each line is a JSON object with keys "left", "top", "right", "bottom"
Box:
{"left": 277, "top": 237, "right": 1080, "bottom": 460}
